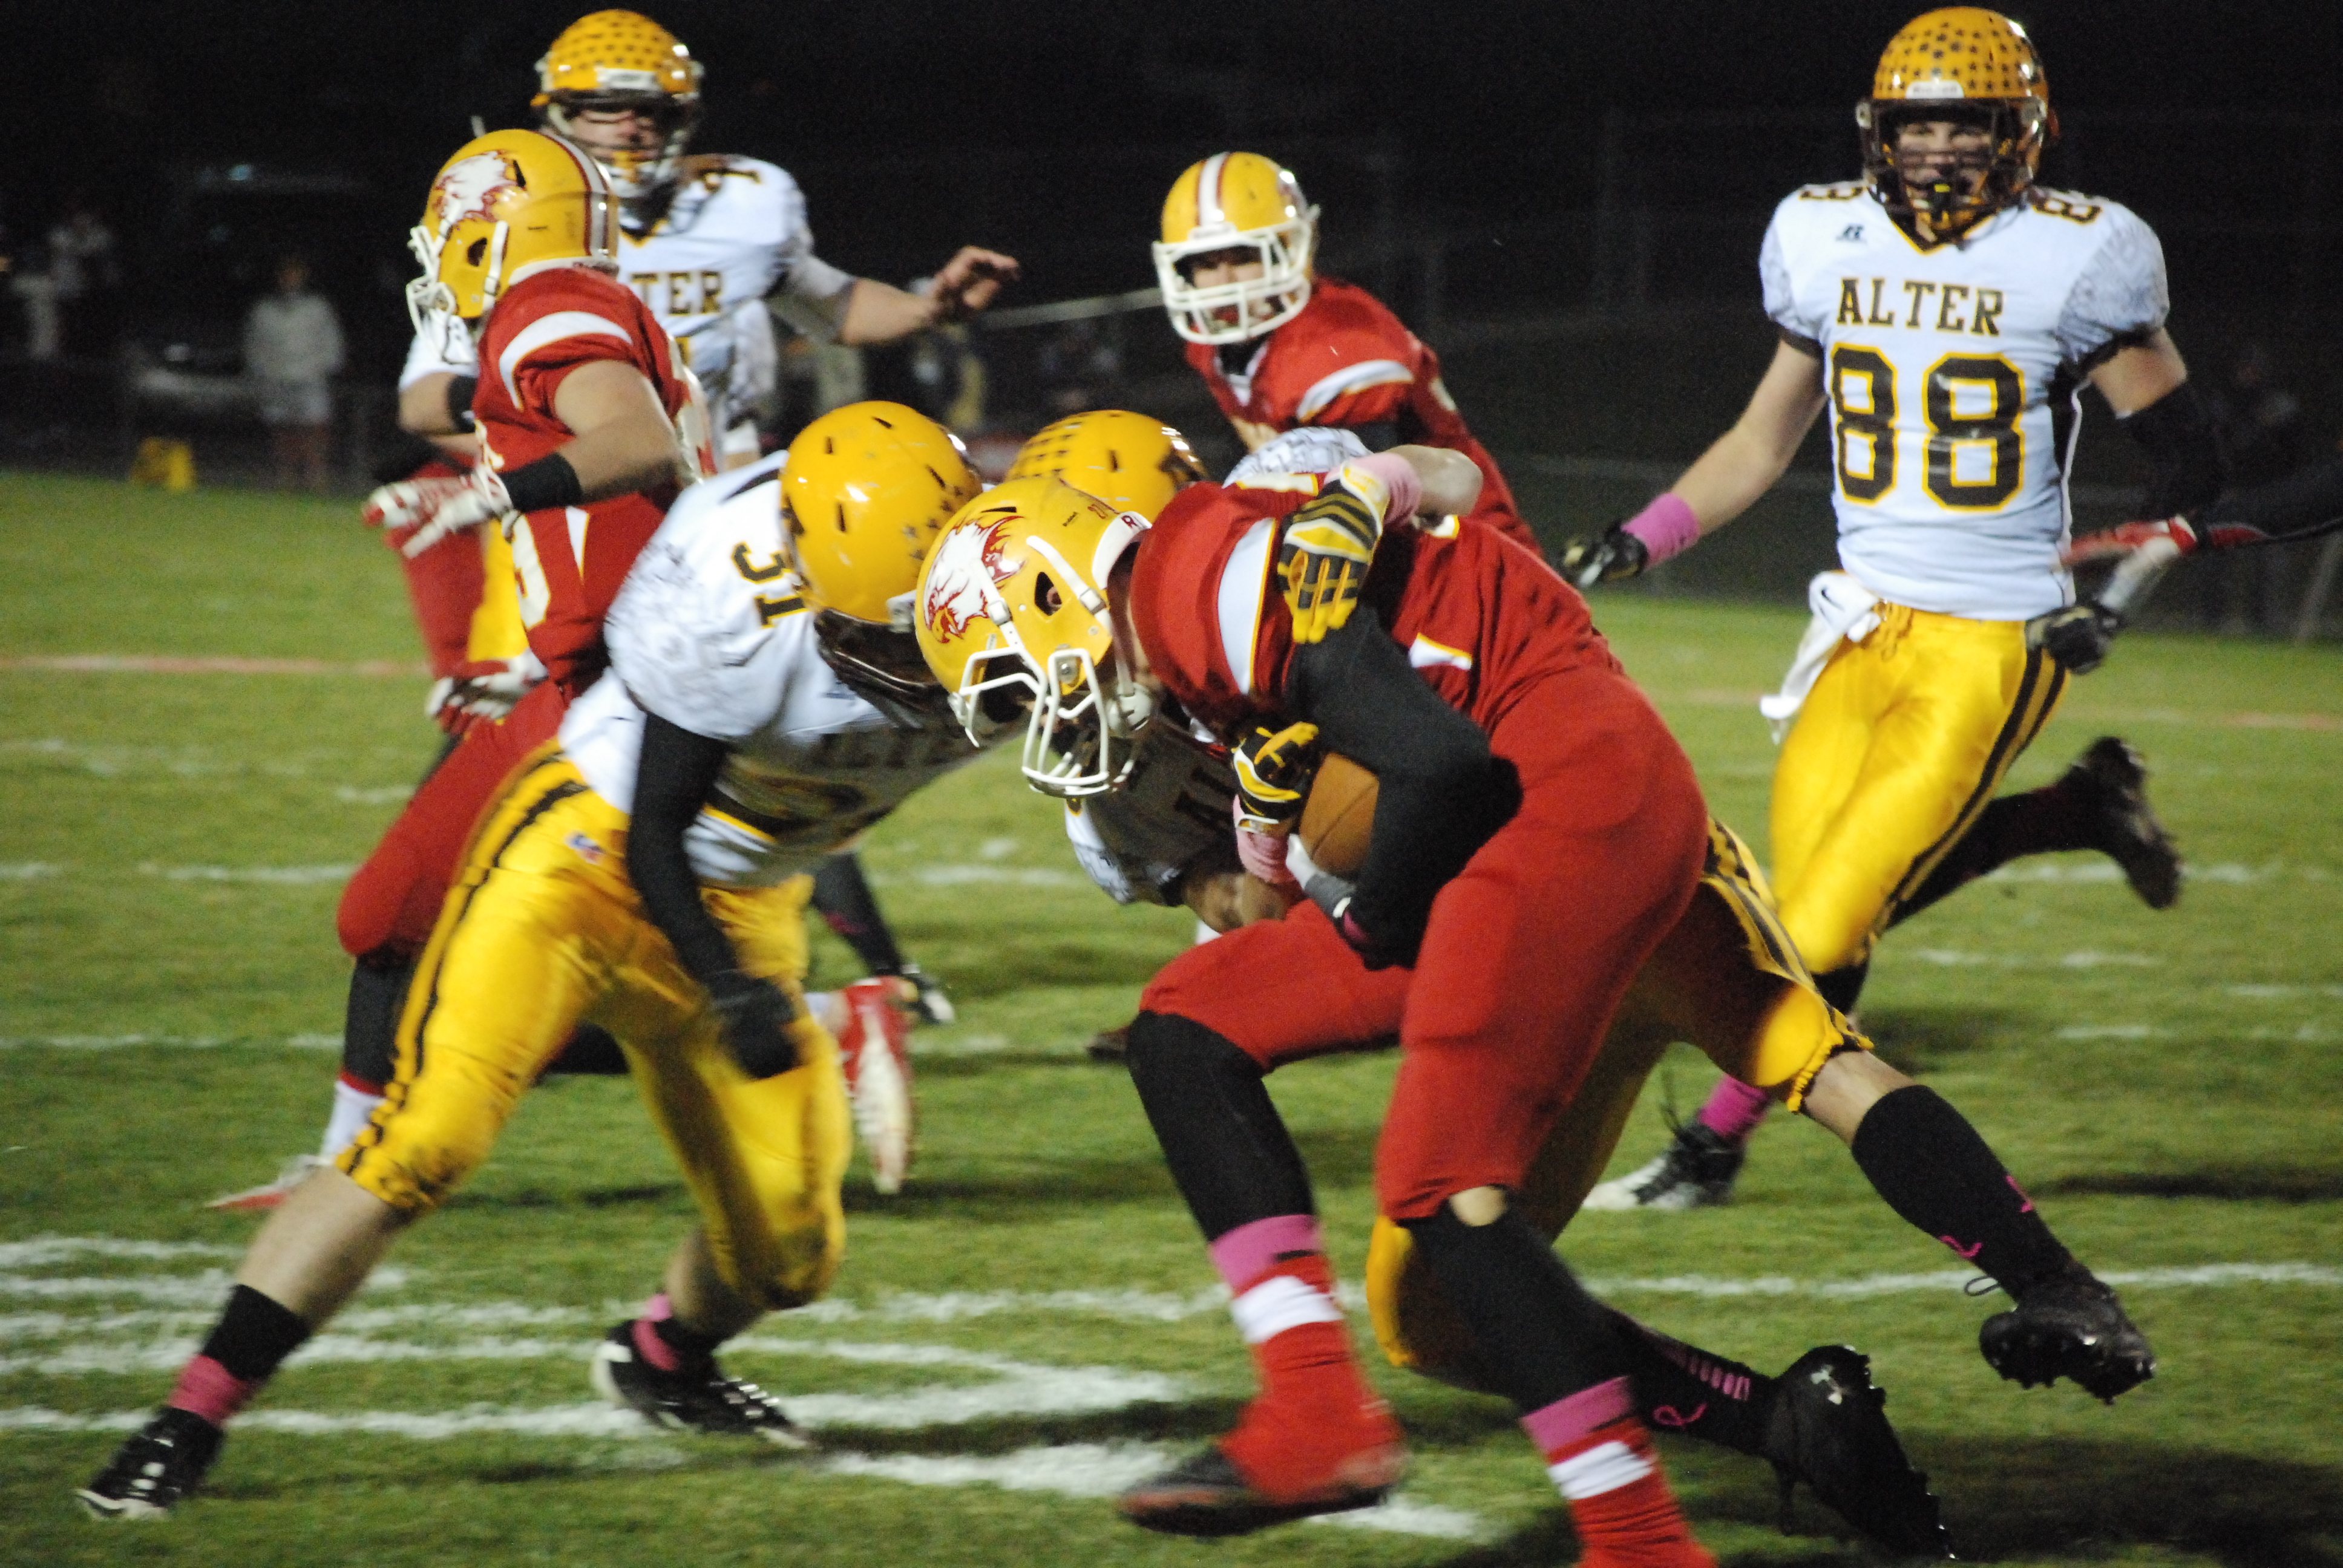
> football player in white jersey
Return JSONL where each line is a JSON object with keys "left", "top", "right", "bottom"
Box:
{"left": 399, "top": 10, "right": 1017, "bottom": 469}
{"left": 1562, "top": 7, "right": 2227, "bottom": 1211}
{"left": 81, "top": 403, "right": 998, "bottom": 1518}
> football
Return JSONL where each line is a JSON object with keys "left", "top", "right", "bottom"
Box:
{"left": 1298, "top": 753, "right": 1378, "bottom": 877}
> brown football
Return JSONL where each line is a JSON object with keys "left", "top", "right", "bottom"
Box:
{"left": 1298, "top": 754, "right": 1378, "bottom": 878}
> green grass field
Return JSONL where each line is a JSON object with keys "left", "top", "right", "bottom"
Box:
{"left": 1, "top": 471, "right": 2339, "bottom": 1567}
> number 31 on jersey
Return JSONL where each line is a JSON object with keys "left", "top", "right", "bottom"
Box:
{"left": 1830, "top": 345, "right": 2024, "bottom": 512}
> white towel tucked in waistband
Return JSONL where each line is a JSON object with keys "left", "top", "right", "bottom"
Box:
{"left": 1758, "top": 570, "right": 1881, "bottom": 744}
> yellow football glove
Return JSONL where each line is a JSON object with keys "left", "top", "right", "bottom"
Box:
{"left": 1231, "top": 720, "right": 1322, "bottom": 834}
{"left": 1277, "top": 484, "right": 1382, "bottom": 644}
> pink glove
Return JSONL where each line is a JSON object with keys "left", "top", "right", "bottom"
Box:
{"left": 2061, "top": 517, "right": 2202, "bottom": 566}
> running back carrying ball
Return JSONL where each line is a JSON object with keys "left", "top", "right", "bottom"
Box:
{"left": 1299, "top": 754, "right": 1377, "bottom": 878}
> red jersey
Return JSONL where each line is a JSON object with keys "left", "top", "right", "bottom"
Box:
{"left": 1129, "top": 477, "right": 1613, "bottom": 743}
{"left": 474, "top": 266, "right": 701, "bottom": 692}
{"left": 1184, "top": 278, "right": 1534, "bottom": 553}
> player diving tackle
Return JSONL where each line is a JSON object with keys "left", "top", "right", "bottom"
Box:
{"left": 915, "top": 423, "right": 2155, "bottom": 1560}
{"left": 79, "top": 388, "right": 999, "bottom": 1517}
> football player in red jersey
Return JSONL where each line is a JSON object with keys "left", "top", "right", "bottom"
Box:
{"left": 1156, "top": 152, "right": 1540, "bottom": 555}
{"left": 208, "top": 131, "right": 712, "bottom": 1209}
{"left": 916, "top": 439, "right": 2151, "bottom": 1556}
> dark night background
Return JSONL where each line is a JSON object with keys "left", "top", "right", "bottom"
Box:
{"left": 8, "top": 0, "right": 2342, "bottom": 616}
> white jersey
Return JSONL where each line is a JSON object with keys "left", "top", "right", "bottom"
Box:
{"left": 1063, "top": 724, "right": 1240, "bottom": 906}
{"left": 1762, "top": 183, "right": 2169, "bottom": 620}
{"left": 401, "top": 155, "right": 855, "bottom": 437}
{"left": 561, "top": 453, "right": 983, "bottom": 887}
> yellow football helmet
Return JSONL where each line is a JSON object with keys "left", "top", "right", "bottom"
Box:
{"left": 1856, "top": 8, "right": 2053, "bottom": 230}
{"left": 532, "top": 10, "right": 704, "bottom": 200}
{"left": 915, "top": 476, "right": 1153, "bottom": 795}
{"left": 405, "top": 129, "right": 615, "bottom": 354}
{"left": 1153, "top": 152, "right": 1319, "bottom": 347}
{"left": 779, "top": 401, "right": 982, "bottom": 720}
{"left": 1006, "top": 411, "right": 1208, "bottom": 523}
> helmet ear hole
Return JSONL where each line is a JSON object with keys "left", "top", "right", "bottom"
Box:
{"left": 465, "top": 237, "right": 489, "bottom": 267}
{"left": 1034, "top": 572, "right": 1063, "bottom": 615}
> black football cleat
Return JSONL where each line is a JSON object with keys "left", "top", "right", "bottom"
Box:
{"left": 591, "top": 1322, "right": 813, "bottom": 1446}
{"left": 1084, "top": 1022, "right": 1132, "bottom": 1063}
{"left": 77, "top": 1406, "right": 224, "bottom": 1520}
{"left": 2069, "top": 737, "right": 2181, "bottom": 910}
{"left": 1979, "top": 1261, "right": 2155, "bottom": 1403}
{"left": 1582, "top": 1120, "right": 1746, "bottom": 1210}
{"left": 1765, "top": 1347, "right": 1953, "bottom": 1558}
{"left": 1117, "top": 1443, "right": 1404, "bottom": 1537}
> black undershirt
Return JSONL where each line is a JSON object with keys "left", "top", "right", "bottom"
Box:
{"left": 628, "top": 713, "right": 743, "bottom": 985}
{"left": 1282, "top": 606, "right": 1519, "bottom": 955}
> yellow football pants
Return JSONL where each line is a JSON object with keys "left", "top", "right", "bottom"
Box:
{"left": 1771, "top": 604, "right": 2065, "bottom": 975}
{"left": 1364, "top": 821, "right": 1866, "bottom": 1388}
{"left": 338, "top": 747, "right": 852, "bottom": 1312}
{"left": 467, "top": 527, "right": 528, "bottom": 663}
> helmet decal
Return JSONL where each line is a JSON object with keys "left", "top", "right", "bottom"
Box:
{"left": 431, "top": 152, "right": 523, "bottom": 232}
{"left": 921, "top": 517, "right": 1018, "bottom": 643}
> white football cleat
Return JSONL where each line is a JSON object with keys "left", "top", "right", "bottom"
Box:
{"left": 204, "top": 1155, "right": 326, "bottom": 1212}
{"left": 837, "top": 979, "right": 917, "bottom": 1194}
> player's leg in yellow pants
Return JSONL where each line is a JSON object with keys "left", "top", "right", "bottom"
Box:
{"left": 1769, "top": 606, "right": 2065, "bottom": 977}
{"left": 1365, "top": 821, "right": 1867, "bottom": 1388}
{"left": 339, "top": 746, "right": 851, "bottom": 1310}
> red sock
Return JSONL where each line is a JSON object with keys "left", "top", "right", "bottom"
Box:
{"left": 165, "top": 1356, "right": 261, "bottom": 1430}
{"left": 1214, "top": 1248, "right": 1403, "bottom": 1502}
{"left": 1525, "top": 1379, "right": 1713, "bottom": 1568}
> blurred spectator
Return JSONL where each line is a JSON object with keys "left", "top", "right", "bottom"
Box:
{"left": 10, "top": 243, "right": 62, "bottom": 363}
{"left": 244, "top": 255, "right": 344, "bottom": 491}
{"left": 2201, "top": 342, "right": 2309, "bottom": 631}
{"left": 1036, "top": 316, "right": 1122, "bottom": 416}
{"left": 47, "top": 195, "right": 120, "bottom": 355}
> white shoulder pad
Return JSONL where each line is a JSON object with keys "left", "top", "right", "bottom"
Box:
{"left": 606, "top": 454, "right": 810, "bottom": 742}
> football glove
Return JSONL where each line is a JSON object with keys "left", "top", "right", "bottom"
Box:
{"left": 706, "top": 969, "right": 801, "bottom": 1079}
{"left": 424, "top": 651, "right": 547, "bottom": 735}
{"left": 1231, "top": 720, "right": 1321, "bottom": 834}
{"left": 2060, "top": 517, "right": 2201, "bottom": 566}
{"left": 1278, "top": 486, "right": 1381, "bottom": 644}
{"left": 2026, "top": 602, "right": 2121, "bottom": 676}
{"left": 1558, "top": 522, "right": 1650, "bottom": 590}
{"left": 1303, "top": 870, "right": 1407, "bottom": 970}
{"left": 365, "top": 466, "right": 516, "bottom": 559}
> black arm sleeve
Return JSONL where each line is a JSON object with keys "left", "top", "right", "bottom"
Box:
{"left": 2201, "top": 450, "right": 2343, "bottom": 543}
{"left": 2120, "top": 381, "right": 2227, "bottom": 520}
{"left": 1283, "top": 607, "right": 1521, "bottom": 954}
{"left": 628, "top": 713, "right": 742, "bottom": 987}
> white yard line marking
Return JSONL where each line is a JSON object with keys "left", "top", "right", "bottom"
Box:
{"left": 1896, "top": 947, "right": 2155, "bottom": 969}
{"left": 0, "top": 863, "right": 59, "bottom": 880}
{"left": 0, "top": 655, "right": 430, "bottom": 678}
{"left": 1575, "top": 1263, "right": 2343, "bottom": 1298}
{"left": 140, "top": 863, "right": 355, "bottom": 884}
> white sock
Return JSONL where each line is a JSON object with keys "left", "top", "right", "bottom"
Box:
{"left": 320, "top": 1079, "right": 384, "bottom": 1160}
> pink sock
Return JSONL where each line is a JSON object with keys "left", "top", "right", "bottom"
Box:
{"left": 629, "top": 1292, "right": 686, "bottom": 1373}
{"left": 166, "top": 1355, "right": 260, "bottom": 1428}
{"left": 1696, "top": 1077, "right": 1771, "bottom": 1145}
{"left": 1208, "top": 1215, "right": 1325, "bottom": 1293}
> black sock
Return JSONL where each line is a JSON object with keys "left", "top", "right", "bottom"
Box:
{"left": 811, "top": 852, "right": 907, "bottom": 976}
{"left": 542, "top": 1022, "right": 629, "bottom": 1076}
{"left": 1602, "top": 1308, "right": 1778, "bottom": 1456}
{"left": 1850, "top": 1085, "right": 2072, "bottom": 1293}
{"left": 198, "top": 1285, "right": 313, "bottom": 1382}
{"left": 1401, "top": 1206, "right": 1627, "bottom": 1414}
{"left": 650, "top": 1312, "right": 726, "bottom": 1372}
{"left": 1123, "top": 1011, "right": 1314, "bottom": 1240}
{"left": 1815, "top": 960, "right": 1869, "bottom": 1016}
{"left": 342, "top": 955, "right": 416, "bottom": 1090}
{"left": 1892, "top": 777, "right": 2097, "bottom": 927}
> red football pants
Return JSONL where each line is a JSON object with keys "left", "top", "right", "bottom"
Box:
{"left": 335, "top": 680, "right": 571, "bottom": 959}
{"left": 1141, "top": 666, "right": 1708, "bottom": 1221}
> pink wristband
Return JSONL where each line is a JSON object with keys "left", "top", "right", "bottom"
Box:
{"left": 1622, "top": 493, "right": 1701, "bottom": 566}
{"left": 1348, "top": 452, "right": 1424, "bottom": 524}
